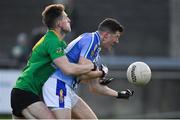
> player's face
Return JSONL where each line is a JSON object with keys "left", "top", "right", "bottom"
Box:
{"left": 102, "top": 31, "right": 121, "bottom": 50}
{"left": 58, "top": 11, "right": 71, "bottom": 32}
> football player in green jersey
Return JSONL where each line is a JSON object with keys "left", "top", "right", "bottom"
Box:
{"left": 10, "top": 4, "right": 95, "bottom": 119}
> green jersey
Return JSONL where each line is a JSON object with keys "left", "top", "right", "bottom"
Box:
{"left": 15, "top": 30, "right": 67, "bottom": 95}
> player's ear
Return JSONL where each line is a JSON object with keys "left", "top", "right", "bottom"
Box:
{"left": 103, "top": 32, "right": 109, "bottom": 39}
{"left": 57, "top": 19, "right": 62, "bottom": 27}
{"left": 57, "top": 21, "right": 61, "bottom": 27}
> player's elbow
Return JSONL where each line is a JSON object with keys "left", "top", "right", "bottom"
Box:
{"left": 89, "top": 83, "right": 99, "bottom": 93}
{"left": 89, "top": 86, "right": 96, "bottom": 93}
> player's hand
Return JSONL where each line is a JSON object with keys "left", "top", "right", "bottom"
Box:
{"left": 100, "top": 64, "right": 108, "bottom": 78}
{"left": 117, "top": 89, "right": 134, "bottom": 99}
{"left": 99, "top": 78, "right": 114, "bottom": 85}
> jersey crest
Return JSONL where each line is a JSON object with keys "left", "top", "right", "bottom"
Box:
{"left": 91, "top": 44, "right": 98, "bottom": 57}
{"left": 56, "top": 47, "right": 64, "bottom": 54}
{"left": 59, "top": 89, "right": 64, "bottom": 103}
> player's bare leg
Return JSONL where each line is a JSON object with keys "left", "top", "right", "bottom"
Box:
{"left": 21, "top": 109, "right": 36, "bottom": 119}
{"left": 52, "top": 108, "right": 71, "bottom": 119}
{"left": 72, "top": 96, "right": 97, "bottom": 119}
{"left": 12, "top": 114, "right": 25, "bottom": 119}
{"left": 22, "top": 101, "right": 55, "bottom": 119}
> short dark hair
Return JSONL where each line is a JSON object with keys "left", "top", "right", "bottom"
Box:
{"left": 42, "top": 4, "right": 64, "bottom": 29}
{"left": 98, "top": 18, "right": 124, "bottom": 33}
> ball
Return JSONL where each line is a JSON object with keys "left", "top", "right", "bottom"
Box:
{"left": 127, "top": 61, "right": 151, "bottom": 85}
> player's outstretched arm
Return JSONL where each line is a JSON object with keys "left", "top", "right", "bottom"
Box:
{"left": 78, "top": 71, "right": 102, "bottom": 81}
{"left": 53, "top": 56, "right": 95, "bottom": 76}
{"left": 87, "top": 79, "right": 118, "bottom": 96}
{"left": 87, "top": 78, "right": 134, "bottom": 99}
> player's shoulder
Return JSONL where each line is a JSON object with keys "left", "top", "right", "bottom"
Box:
{"left": 80, "top": 32, "right": 92, "bottom": 39}
{"left": 80, "top": 32, "right": 98, "bottom": 42}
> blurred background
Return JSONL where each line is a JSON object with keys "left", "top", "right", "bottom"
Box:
{"left": 0, "top": 0, "right": 180, "bottom": 119}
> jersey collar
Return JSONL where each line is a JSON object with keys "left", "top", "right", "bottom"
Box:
{"left": 49, "top": 30, "right": 62, "bottom": 40}
{"left": 94, "top": 31, "right": 101, "bottom": 46}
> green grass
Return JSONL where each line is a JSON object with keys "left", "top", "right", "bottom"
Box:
{"left": 0, "top": 114, "right": 11, "bottom": 119}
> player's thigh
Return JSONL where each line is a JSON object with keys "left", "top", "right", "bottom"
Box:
{"left": 51, "top": 108, "right": 71, "bottom": 119}
{"left": 22, "top": 101, "right": 55, "bottom": 119}
{"left": 72, "top": 96, "right": 97, "bottom": 119}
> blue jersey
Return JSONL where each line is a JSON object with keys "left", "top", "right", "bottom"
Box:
{"left": 51, "top": 31, "right": 101, "bottom": 88}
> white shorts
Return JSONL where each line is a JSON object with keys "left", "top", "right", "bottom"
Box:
{"left": 42, "top": 77, "right": 78, "bottom": 110}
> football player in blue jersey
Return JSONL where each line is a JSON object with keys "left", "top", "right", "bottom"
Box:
{"left": 42, "top": 18, "right": 133, "bottom": 119}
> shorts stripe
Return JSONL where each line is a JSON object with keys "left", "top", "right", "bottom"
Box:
{"left": 56, "top": 80, "right": 67, "bottom": 108}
